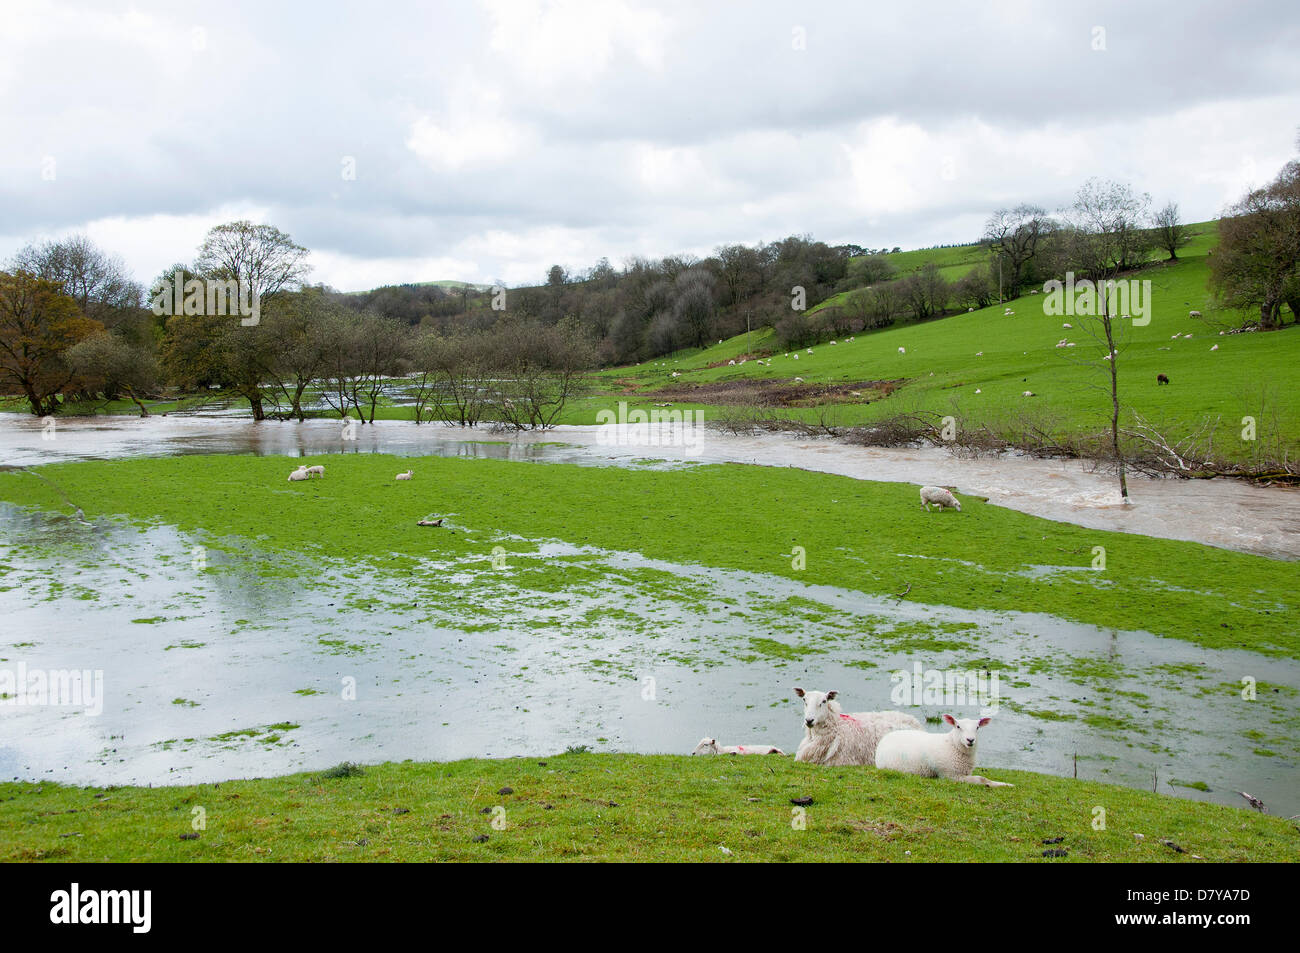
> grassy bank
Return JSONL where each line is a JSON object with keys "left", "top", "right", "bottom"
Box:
{"left": 1, "top": 754, "right": 1293, "bottom": 862}
{"left": 0, "top": 453, "right": 1296, "bottom": 657}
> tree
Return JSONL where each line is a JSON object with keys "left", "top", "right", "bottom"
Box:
{"left": 898, "top": 262, "right": 949, "bottom": 319}
{"left": 64, "top": 331, "right": 159, "bottom": 416}
{"left": 1209, "top": 159, "right": 1300, "bottom": 329}
{"left": 1152, "top": 202, "right": 1191, "bottom": 261}
{"left": 673, "top": 268, "right": 716, "bottom": 348}
{"left": 12, "top": 236, "right": 143, "bottom": 331}
{"left": 0, "top": 271, "right": 103, "bottom": 415}
{"left": 194, "top": 221, "right": 310, "bottom": 306}
{"left": 1061, "top": 178, "right": 1152, "bottom": 500}
{"left": 982, "top": 204, "right": 1054, "bottom": 299}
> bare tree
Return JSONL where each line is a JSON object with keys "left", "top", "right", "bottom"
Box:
{"left": 194, "top": 221, "right": 310, "bottom": 305}
{"left": 1152, "top": 202, "right": 1191, "bottom": 261}
{"left": 64, "top": 331, "right": 160, "bottom": 416}
{"left": 1061, "top": 178, "right": 1152, "bottom": 500}
{"left": 982, "top": 204, "right": 1054, "bottom": 299}
{"left": 12, "top": 235, "right": 143, "bottom": 330}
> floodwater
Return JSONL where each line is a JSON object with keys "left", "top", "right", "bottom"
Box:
{"left": 0, "top": 412, "right": 1297, "bottom": 815}
{"left": 1, "top": 508, "right": 1296, "bottom": 816}
{"left": 2, "top": 413, "right": 1297, "bottom": 558}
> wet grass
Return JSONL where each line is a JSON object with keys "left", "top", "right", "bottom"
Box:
{"left": 1, "top": 753, "right": 1293, "bottom": 862}
{"left": 0, "top": 453, "right": 1295, "bottom": 657}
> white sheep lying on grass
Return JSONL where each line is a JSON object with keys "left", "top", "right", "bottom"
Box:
{"left": 287, "top": 468, "right": 309, "bottom": 482}
{"left": 875, "top": 714, "right": 1014, "bottom": 786}
{"left": 919, "top": 485, "right": 961, "bottom": 512}
{"left": 692, "top": 738, "right": 785, "bottom": 756}
{"left": 396, "top": 470, "right": 413, "bottom": 481}
{"left": 793, "top": 688, "right": 921, "bottom": 766}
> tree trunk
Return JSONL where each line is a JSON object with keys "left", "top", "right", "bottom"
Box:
{"left": 123, "top": 385, "right": 150, "bottom": 417}
{"left": 1102, "top": 313, "right": 1129, "bottom": 500}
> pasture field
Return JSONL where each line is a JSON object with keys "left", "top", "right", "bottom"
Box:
{"left": 0, "top": 454, "right": 1296, "bottom": 655}
{"left": 2, "top": 753, "right": 1294, "bottom": 862}
{"left": 0, "top": 452, "right": 1297, "bottom": 862}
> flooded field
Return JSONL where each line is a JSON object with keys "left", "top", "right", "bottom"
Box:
{"left": 3, "top": 414, "right": 1297, "bottom": 558}
{"left": 1, "top": 502, "right": 1296, "bottom": 815}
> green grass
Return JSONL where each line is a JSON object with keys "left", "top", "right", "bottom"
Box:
{"left": 583, "top": 226, "right": 1300, "bottom": 459}
{"left": 0, "top": 453, "right": 1295, "bottom": 656}
{"left": 1, "top": 754, "right": 1292, "bottom": 862}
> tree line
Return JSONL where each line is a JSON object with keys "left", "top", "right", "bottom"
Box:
{"left": 2, "top": 136, "right": 1298, "bottom": 419}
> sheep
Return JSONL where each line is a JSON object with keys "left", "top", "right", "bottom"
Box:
{"left": 395, "top": 470, "right": 413, "bottom": 481}
{"left": 305, "top": 465, "right": 325, "bottom": 478}
{"left": 1062, "top": 323, "right": 1072, "bottom": 329}
{"left": 1022, "top": 390, "right": 1036, "bottom": 397}
{"left": 287, "top": 468, "right": 309, "bottom": 482}
{"left": 793, "top": 688, "right": 921, "bottom": 766}
{"left": 1157, "top": 373, "right": 1170, "bottom": 385}
{"left": 898, "top": 346, "right": 906, "bottom": 354}
{"left": 692, "top": 738, "right": 785, "bottom": 756}
{"left": 1189, "top": 310, "right": 1202, "bottom": 318}
{"left": 974, "top": 388, "right": 981, "bottom": 394}
{"left": 1210, "top": 344, "right": 1218, "bottom": 351}
{"left": 919, "top": 485, "right": 961, "bottom": 511}
{"left": 975, "top": 351, "right": 983, "bottom": 356}
{"left": 874, "top": 714, "right": 1013, "bottom": 786}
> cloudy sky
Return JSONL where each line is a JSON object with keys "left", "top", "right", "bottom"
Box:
{"left": 3, "top": 0, "right": 1299, "bottom": 291}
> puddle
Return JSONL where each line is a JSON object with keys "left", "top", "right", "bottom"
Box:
{"left": 1, "top": 506, "right": 1295, "bottom": 815}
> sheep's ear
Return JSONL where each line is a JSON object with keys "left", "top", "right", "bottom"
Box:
{"left": 978, "top": 717, "right": 991, "bottom": 727}
{"left": 793, "top": 687, "right": 805, "bottom": 697}
{"left": 942, "top": 713, "right": 958, "bottom": 726}
{"left": 826, "top": 690, "right": 838, "bottom": 700}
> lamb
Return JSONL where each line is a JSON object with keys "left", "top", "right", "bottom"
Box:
{"left": 305, "top": 465, "right": 325, "bottom": 478}
{"left": 793, "top": 688, "right": 921, "bottom": 766}
{"left": 692, "top": 738, "right": 786, "bottom": 756}
{"left": 919, "top": 485, "right": 961, "bottom": 511}
{"left": 1189, "top": 310, "right": 1202, "bottom": 318}
{"left": 287, "top": 468, "right": 309, "bottom": 482}
{"left": 874, "top": 714, "right": 1013, "bottom": 786}
{"left": 395, "top": 470, "right": 413, "bottom": 481}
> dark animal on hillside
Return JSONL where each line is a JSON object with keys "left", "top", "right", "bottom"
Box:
{"left": 1157, "top": 373, "right": 1170, "bottom": 385}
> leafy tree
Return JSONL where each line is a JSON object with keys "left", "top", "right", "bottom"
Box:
{"left": 0, "top": 271, "right": 103, "bottom": 415}
{"left": 1210, "top": 160, "right": 1300, "bottom": 329}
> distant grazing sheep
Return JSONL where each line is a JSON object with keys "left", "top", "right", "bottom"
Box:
{"left": 1157, "top": 373, "right": 1170, "bottom": 385}
{"left": 1189, "top": 310, "right": 1202, "bottom": 318}
{"left": 1210, "top": 344, "right": 1219, "bottom": 351}
{"left": 875, "top": 714, "right": 1013, "bottom": 787}
{"left": 396, "top": 470, "right": 413, "bottom": 481}
{"left": 305, "top": 465, "right": 324, "bottom": 478}
{"left": 898, "top": 346, "right": 906, "bottom": 354}
{"left": 692, "top": 738, "right": 785, "bottom": 756}
{"left": 1022, "top": 389, "right": 1036, "bottom": 396}
{"left": 793, "top": 688, "right": 921, "bottom": 766}
{"left": 919, "top": 485, "right": 961, "bottom": 511}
